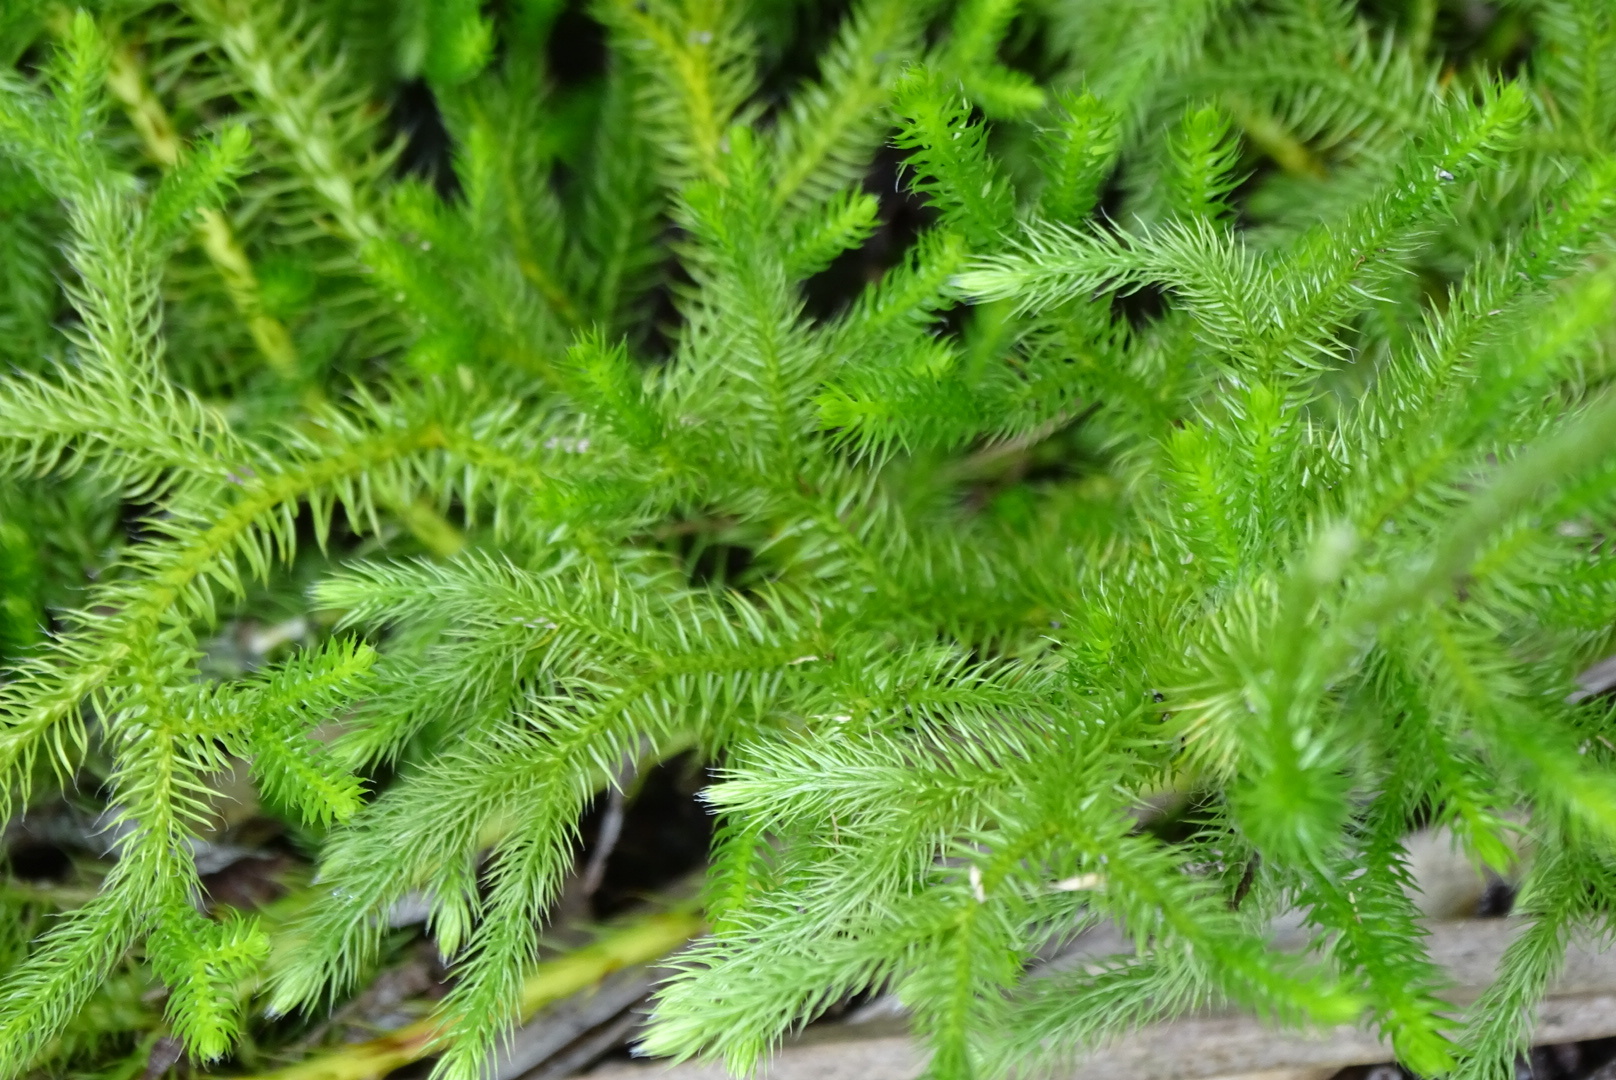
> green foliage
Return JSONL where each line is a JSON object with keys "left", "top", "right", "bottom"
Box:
{"left": 3, "top": 2, "right": 1616, "bottom": 1080}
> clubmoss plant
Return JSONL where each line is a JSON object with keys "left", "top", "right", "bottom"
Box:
{"left": 4, "top": 2, "right": 1616, "bottom": 1079}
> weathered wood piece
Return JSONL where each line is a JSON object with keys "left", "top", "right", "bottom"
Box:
{"left": 582, "top": 919, "right": 1616, "bottom": 1080}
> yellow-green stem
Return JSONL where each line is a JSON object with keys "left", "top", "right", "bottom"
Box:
{"left": 104, "top": 38, "right": 301, "bottom": 381}
{"left": 98, "top": 31, "right": 465, "bottom": 556}
{"left": 232, "top": 908, "right": 704, "bottom": 1080}
{"left": 1222, "top": 93, "right": 1327, "bottom": 181}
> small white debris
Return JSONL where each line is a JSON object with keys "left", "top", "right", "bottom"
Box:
{"left": 969, "top": 864, "right": 986, "bottom": 902}
{"left": 387, "top": 890, "right": 433, "bottom": 927}
{"left": 1051, "top": 872, "right": 1106, "bottom": 892}
{"left": 543, "top": 436, "right": 592, "bottom": 454}
{"left": 520, "top": 617, "right": 559, "bottom": 631}
{"left": 246, "top": 616, "right": 308, "bottom": 656}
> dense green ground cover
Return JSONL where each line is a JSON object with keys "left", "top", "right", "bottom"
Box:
{"left": 5, "top": 1, "right": 1616, "bottom": 1078}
